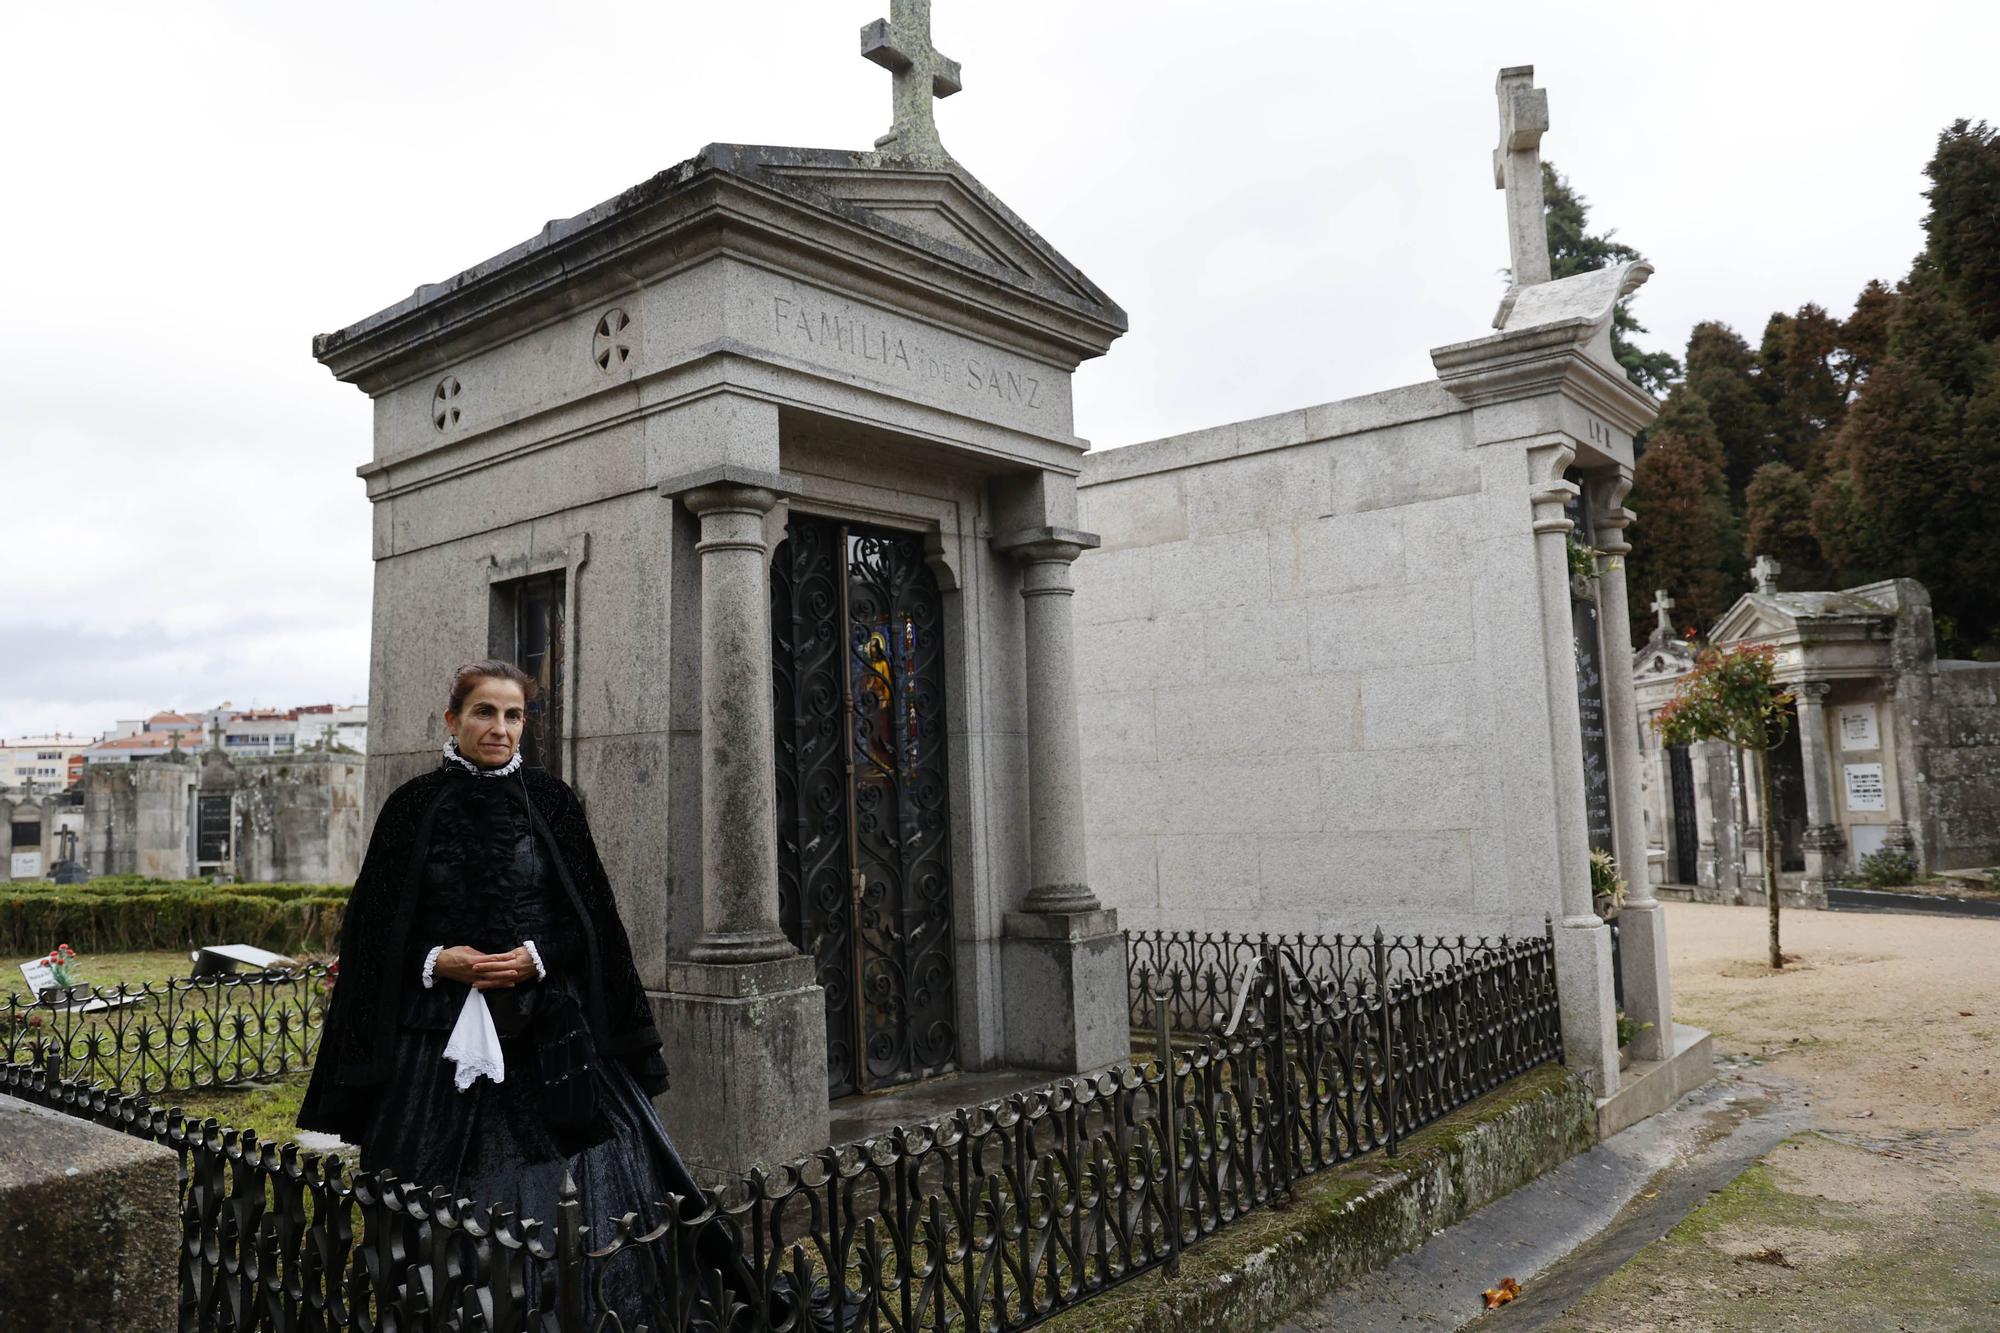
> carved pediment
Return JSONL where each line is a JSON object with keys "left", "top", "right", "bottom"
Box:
{"left": 747, "top": 153, "right": 1120, "bottom": 317}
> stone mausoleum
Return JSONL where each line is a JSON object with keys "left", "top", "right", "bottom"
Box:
{"left": 316, "top": 25, "right": 1697, "bottom": 1165}
{"left": 1072, "top": 67, "right": 1690, "bottom": 1114}
{"left": 315, "top": 2, "right": 1133, "bottom": 1174}
{"left": 1634, "top": 564, "right": 2000, "bottom": 905}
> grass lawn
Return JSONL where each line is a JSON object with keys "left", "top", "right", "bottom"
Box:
{"left": 168, "top": 1072, "right": 325, "bottom": 1149}
{"left": 10, "top": 947, "right": 335, "bottom": 1150}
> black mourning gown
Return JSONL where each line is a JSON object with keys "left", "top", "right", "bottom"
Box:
{"left": 356, "top": 771, "right": 745, "bottom": 1320}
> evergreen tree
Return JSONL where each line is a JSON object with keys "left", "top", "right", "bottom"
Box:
{"left": 1624, "top": 388, "right": 1742, "bottom": 641}
{"left": 1682, "top": 322, "right": 1776, "bottom": 499}
{"left": 1540, "top": 163, "right": 1681, "bottom": 395}
{"left": 1923, "top": 120, "right": 2000, "bottom": 340}
{"left": 1759, "top": 304, "right": 1849, "bottom": 470}
{"left": 1742, "top": 462, "right": 1828, "bottom": 587}
{"left": 1834, "top": 280, "right": 1898, "bottom": 405}
{"left": 1812, "top": 269, "right": 1999, "bottom": 654}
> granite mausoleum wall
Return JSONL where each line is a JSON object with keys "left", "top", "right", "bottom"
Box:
{"left": 1075, "top": 383, "right": 1559, "bottom": 940}
{"left": 1929, "top": 661, "right": 2000, "bottom": 869}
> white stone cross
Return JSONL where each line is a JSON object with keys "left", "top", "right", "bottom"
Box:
{"left": 1493, "top": 65, "right": 1552, "bottom": 287}
{"left": 1652, "top": 589, "right": 1675, "bottom": 635}
{"left": 1753, "top": 554, "right": 1782, "bottom": 593}
{"left": 861, "top": 0, "right": 962, "bottom": 160}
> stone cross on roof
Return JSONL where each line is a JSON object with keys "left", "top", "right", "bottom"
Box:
{"left": 861, "top": 0, "right": 962, "bottom": 161}
{"left": 1753, "top": 554, "right": 1782, "bottom": 594}
{"left": 1493, "top": 65, "right": 1552, "bottom": 288}
{"left": 1652, "top": 589, "right": 1676, "bottom": 635}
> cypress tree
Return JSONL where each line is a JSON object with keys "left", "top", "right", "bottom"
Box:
{"left": 1624, "top": 389, "right": 1742, "bottom": 641}
{"left": 1742, "top": 462, "right": 1828, "bottom": 587}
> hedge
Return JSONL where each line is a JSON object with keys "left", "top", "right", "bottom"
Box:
{"left": 1, "top": 878, "right": 351, "bottom": 957}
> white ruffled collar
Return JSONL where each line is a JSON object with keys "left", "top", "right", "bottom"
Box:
{"left": 443, "top": 735, "right": 524, "bottom": 778}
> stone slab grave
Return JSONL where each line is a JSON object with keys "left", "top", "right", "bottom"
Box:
{"left": 188, "top": 943, "right": 298, "bottom": 978}
{"left": 0, "top": 1094, "right": 179, "bottom": 1332}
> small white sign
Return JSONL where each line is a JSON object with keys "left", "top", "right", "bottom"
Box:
{"left": 1838, "top": 704, "right": 1880, "bottom": 751}
{"left": 18, "top": 959, "right": 57, "bottom": 996}
{"left": 1849, "top": 824, "right": 1889, "bottom": 862}
{"left": 9, "top": 852, "right": 41, "bottom": 879}
{"left": 1844, "top": 762, "right": 1887, "bottom": 812}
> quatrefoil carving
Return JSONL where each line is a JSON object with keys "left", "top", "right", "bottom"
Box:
{"left": 432, "top": 376, "right": 462, "bottom": 432}
{"left": 593, "top": 309, "right": 633, "bottom": 373}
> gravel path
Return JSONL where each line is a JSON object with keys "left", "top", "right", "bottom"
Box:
{"left": 1537, "top": 901, "right": 2000, "bottom": 1331}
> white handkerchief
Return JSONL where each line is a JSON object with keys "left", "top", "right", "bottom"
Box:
{"left": 443, "top": 989, "right": 505, "bottom": 1091}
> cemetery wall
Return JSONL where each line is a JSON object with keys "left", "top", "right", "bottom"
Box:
{"left": 1075, "top": 383, "right": 1554, "bottom": 939}
{"left": 1929, "top": 661, "right": 2000, "bottom": 869}
{"left": 76, "top": 754, "right": 363, "bottom": 885}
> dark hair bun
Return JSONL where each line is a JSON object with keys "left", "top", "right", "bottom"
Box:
{"left": 446, "top": 660, "right": 537, "bottom": 715}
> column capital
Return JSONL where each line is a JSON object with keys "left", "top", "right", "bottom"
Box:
{"left": 658, "top": 465, "right": 800, "bottom": 516}
{"left": 993, "top": 525, "right": 1100, "bottom": 564}
{"left": 1796, "top": 679, "right": 1832, "bottom": 703}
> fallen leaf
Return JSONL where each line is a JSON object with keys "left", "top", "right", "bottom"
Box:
{"left": 1959, "top": 1011, "right": 1974, "bottom": 1017}
{"left": 1482, "top": 1277, "right": 1521, "bottom": 1309}
{"left": 1740, "top": 1247, "right": 1794, "bottom": 1269}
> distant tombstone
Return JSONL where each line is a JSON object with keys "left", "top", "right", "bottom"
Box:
{"left": 188, "top": 944, "right": 297, "bottom": 978}
{"left": 196, "top": 793, "right": 232, "bottom": 865}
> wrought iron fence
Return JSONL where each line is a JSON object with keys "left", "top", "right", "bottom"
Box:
{"left": 1125, "top": 926, "right": 1535, "bottom": 1034}
{"left": 5, "top": 929, "right": 1562, "bottom": 1333}
{"left": 1, "top": 965, "right": 328, "bottom": 1095}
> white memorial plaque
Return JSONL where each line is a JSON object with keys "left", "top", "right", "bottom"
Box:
{"left": 18, "top": 959, "right": 58, "bottom": 996}
{"left": 9, "top": 852, "right": 41, "bottom": 879}
{"left": 1849, "top": 824, "right": 1888, "bottom": 861}
{"left": 1844, "top": 762, "right": 1887, "bottom": 812}
{"left": 1838, "top": 704, "right": 1880, "bottom": 751}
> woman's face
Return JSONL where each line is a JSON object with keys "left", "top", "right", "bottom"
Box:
{"left": 445, "top": 677, "right": 527, "bottom": 767}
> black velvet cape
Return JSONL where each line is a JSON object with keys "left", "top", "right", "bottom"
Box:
{"left": 299, "top": 765, "right": 668, "bottom": 1144}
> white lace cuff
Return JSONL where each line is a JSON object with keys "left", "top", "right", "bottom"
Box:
{"left": 421, "top": 945, "right": 445, "bottom": 989}
{"left": 523, "top": 939, "right": 546, "bottom": 980}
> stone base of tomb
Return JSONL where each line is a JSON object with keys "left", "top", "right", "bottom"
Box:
{"left": 651, "top": 956, "right": 830, "bottom": 1183}
{"left": 0, "top": 1093, "right": 179, "bottom": 1331}
{"left": 998, "top": 909, "right": 1128, "bottom": 1074}
{"left": 1551, "top": 916, "right": 1621, "bottom": 1099}
{"left": 1595, "top": 1022, "right": 1715, "bottom": 1140}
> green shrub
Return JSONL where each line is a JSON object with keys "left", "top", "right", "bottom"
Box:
{"left": 0, "top": 878, "right": 350, "bottom": 956}
{"left": 1853, "top": 850, "right": 1919, "bottom": 889}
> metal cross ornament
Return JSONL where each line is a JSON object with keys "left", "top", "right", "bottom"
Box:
{"left": 861, "top": 0, "right": 961, "bottom": 160}
{"left": 1493, "top": 65, "right": 1552, "bottom": 288}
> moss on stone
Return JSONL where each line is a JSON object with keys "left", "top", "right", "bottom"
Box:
{"left": 1039, "top": 1063, "right": 1592, "bottom": 1333}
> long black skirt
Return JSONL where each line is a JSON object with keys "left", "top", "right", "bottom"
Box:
{"left": 358, "top": 1018, "right": 773, "bottom": 1326}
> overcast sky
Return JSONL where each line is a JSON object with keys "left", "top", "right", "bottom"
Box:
{"left": 3, "top": 1, "right": 1993, "bottom": 741}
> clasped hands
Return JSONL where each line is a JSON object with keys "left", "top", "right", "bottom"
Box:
{"left": 434, "top": 945, "right": 538, "bottom": 990}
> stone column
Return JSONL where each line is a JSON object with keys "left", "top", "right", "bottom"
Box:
{"left": 1590, "top": 477, "right": 1672, "bottom": 1061}
{"left": 1795, "top": 681, "right": 1844, "bottom": 909}
{"left": 653, "top": 464, "right": 829, "bottom": 1182}
{"left": 1530, "top": 451, "right": 1618, "bottom": 1098}
{"left": 683, "top": 475, "right": 796, "bottom": 965}
{"left": 993, "top": 526, "right": 1127, "bottom": 1074}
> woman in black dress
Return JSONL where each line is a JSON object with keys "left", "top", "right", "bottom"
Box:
{"left": 300, "top": 660, "right": 752, "bottom": 1322}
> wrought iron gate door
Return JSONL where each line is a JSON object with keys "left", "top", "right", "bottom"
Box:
{"left": 1668, "top": 744, "right": 1699, "bottom": 885}
{"left": 771, "top": 516, "right": 958, "bottom": 1097}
